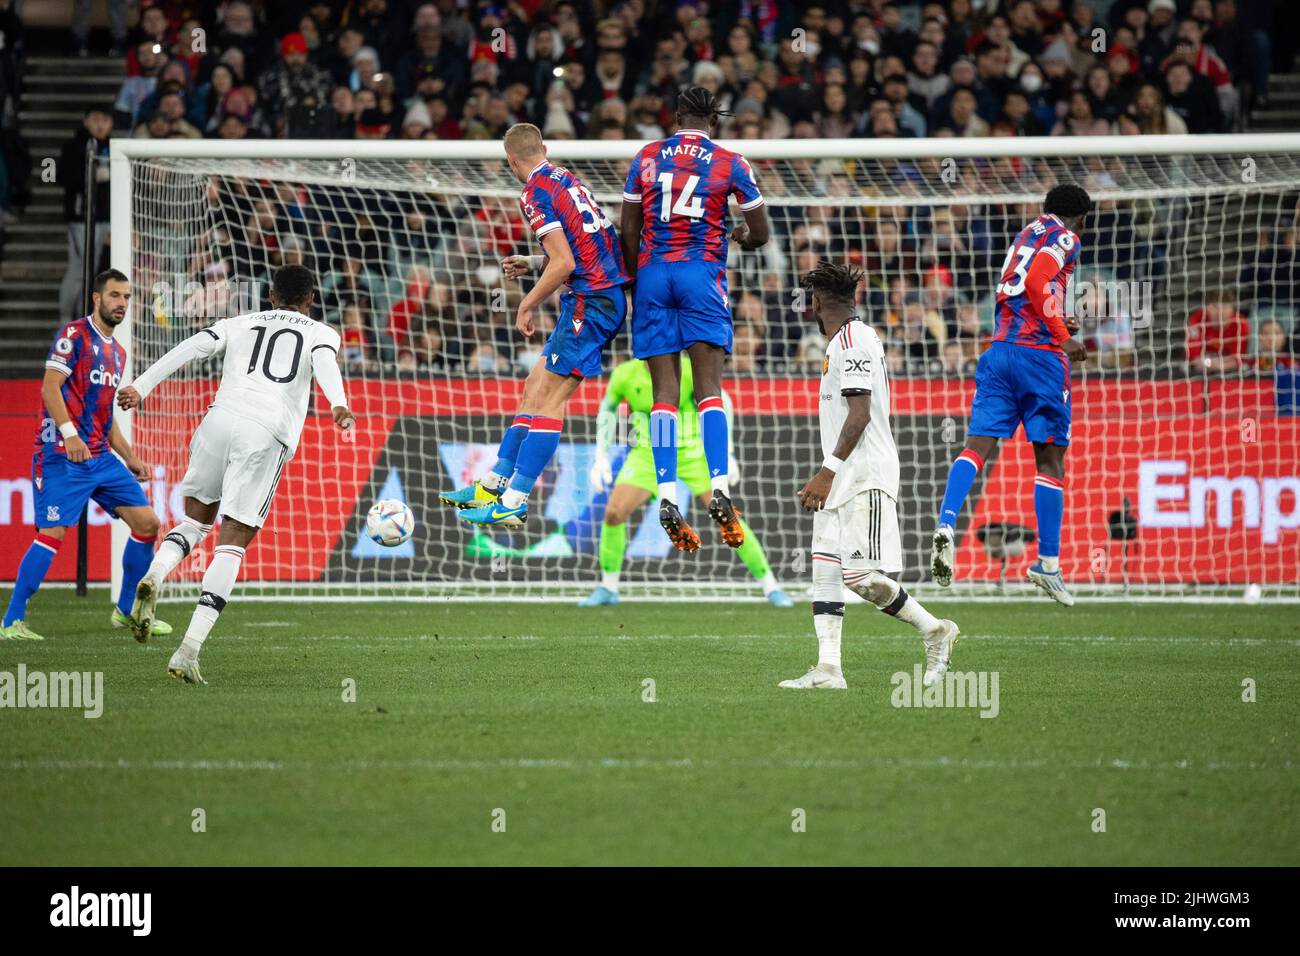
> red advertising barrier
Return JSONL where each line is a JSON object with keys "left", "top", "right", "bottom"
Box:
{"left": 3, "top": 377, "right": 1294, "bottom": 584}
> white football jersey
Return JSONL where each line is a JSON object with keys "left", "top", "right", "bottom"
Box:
{"left": 203, "top": 309, "right": 341, "bottom": 455}
{"left": 819, "top": 318, "right": 900, "bottom": 509}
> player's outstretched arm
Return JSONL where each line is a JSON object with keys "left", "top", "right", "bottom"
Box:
{"left": 311, "top": 343, "right": 353, "bottom": 431}
{"left": 119, "top": 326, "right": 225, "bottom": 409}
{"left": 619, "top": 200, "right": 643, "bottom": 281}
{"left": 798, "top": 392, "right": 871, "bottom": 512}
{"left": 40, "top": 369, "right": 90, "bottom": 463}
{"left": 515, "top": 230, "right": 575, "bottom": 336}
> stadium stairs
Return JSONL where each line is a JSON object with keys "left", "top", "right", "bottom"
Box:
{"left": 1247, "top": 57, "right": 1300, "bottom": 131}
{"left": 0, "top": 54, "right": 121, "bottom": 376}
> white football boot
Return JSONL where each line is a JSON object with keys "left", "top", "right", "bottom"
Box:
{"left": 922, "top": 619, "right": 960, "bottom": 687}
{"left": 1026, "top": 562, "right": 1076, "bottom": 606}
{"left": 167, "top": 649, "right": 207, "bottom": 685}
{"left": 778, "top": 663, "right": 848, "bottom": 690}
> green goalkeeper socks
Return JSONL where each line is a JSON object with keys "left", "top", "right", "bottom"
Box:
{"left": 736, "top": 518, "right": 771, "bottom": 582}
{"left": 599, "top": 513, "right": 769, "bottom": 583}
{"left": 599, "top": 520, "right": 627, "bottom": 575}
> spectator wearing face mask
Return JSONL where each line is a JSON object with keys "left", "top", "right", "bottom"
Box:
{"left": 1015, "top": 62, "right": 1058, "bottom": 131}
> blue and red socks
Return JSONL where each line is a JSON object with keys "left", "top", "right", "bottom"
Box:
{"left": 484, "top": 414, "right": 532, "bottom": 491}
{"left": 1034, "top": 473, "right": 1064, "bottom": 571}
{"left": 500, "top": 415, "right": 562, "bottom": 509}
{"left": 938, "top": 448, "right": 984, "bottom": 529}
{"left": 697, "top": 395, "right": 730, "bottom": 496}
{"left": 3, "top": 533, "right": 62, "bottom": 626}
{"left": 118, "top": 530, "right": 156, "bottom": 616}
{"left": 650, "top": 403, "right": 678, "bottom": 503}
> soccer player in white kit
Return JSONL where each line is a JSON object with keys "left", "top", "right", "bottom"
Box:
{"left": 116, "top": 265, "right": 354, "bottom": 684}
{"left": 781, "top": 261, "right": 959, "bottom": 690}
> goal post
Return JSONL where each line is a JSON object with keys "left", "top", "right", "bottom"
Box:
{"left": 110, "top": 133, "right": 1300, "bottom": 602}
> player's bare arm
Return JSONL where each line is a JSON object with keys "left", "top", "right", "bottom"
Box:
{"left": 619, "top": 200, "right": 643, "bottom": 282}
{"left": 107, "top": 419, "right": 148, "bottom": 481}
{"left": 731, "top": 203, "right": 770, "bottom": 251}
{"left": 40, "top": 368, "right": 90, "bottom": 463}
{"left": 515, "top": 228, "right": 574, "bottom": 336}
{"left": 799, "top": 392, "right": 870, "bottom": 512}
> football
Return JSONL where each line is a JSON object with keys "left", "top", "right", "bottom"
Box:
{"left": 366, "top": 499, "right": 415, "bottom": 547}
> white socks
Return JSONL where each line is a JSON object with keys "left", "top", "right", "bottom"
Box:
{"left": 657, "top": 482, "right": 676, "bottom": 505}
{"left": 500, "top": 488, "right": 528, "bottom": 509}
{"left": 1039, "top": 555, "right": 1060, "bottom": 572}
{"left": 895, "top": 594, "right": 941, "bottom": 635}
{"left": 710, "top": 475, "right": 730, "bottom": 496}
{"left": 482, "top": 471, "right": 508, "bottom": 492}
{"left": 150, "top": 516, "right": 212, "bottom": 581}
{"left": 601, "top": 571, "right": 619, "bottom": 591}
{"left": 180, "top": 544, "right": 242, "bottom": 659}
{"left": 849, "top": 571, "right": 942, "bottom": 636}
{"left": 814, "top": 613, "right": 843, "bottom": 670}
{"left": 759, "top": 572, "right": 778, "bottom": 596}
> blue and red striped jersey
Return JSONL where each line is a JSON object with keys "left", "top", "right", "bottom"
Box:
{"left": 35, "top": 317, "right": 125, "bottom": 460}
{"left": 622, "top": 129, "right": 764, "bottom": 269}
{"left": 992, "top": 213, "right": 1081, "bottom": 349}
{"left": 519, "top": 161, "right": 628, "bottom": 294}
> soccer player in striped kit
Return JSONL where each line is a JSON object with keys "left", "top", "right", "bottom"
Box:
{"left": 441, "top": 123, "right": 630, "bottom": 529}
{"left": 930, "top": 184, "right": 1091, "bottom": 605}
{"left": 1, "top": 270, "right": 170, "bottom": 642}
{"left": 620, "top": 86, "right": 769, "bottom": 553}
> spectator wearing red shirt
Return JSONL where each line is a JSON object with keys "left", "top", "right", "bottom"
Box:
{"left": 1186, "top": 288, "right": 1250, "bottom": 372}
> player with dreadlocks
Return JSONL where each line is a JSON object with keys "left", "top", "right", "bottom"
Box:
{"left": 781, "top": 259, "right": 959, "bottom": 690}
{"left": 620, "top": 85, "right": 770, "bottom": 554}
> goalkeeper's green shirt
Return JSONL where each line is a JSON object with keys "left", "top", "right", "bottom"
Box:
{"left": 602, "top": 357, "right": 704, "bottom": 459}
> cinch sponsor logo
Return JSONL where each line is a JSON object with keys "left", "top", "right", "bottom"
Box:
{"left": 88, "top": 367, "right": 121, "bottom": 387}
{"left": 0, "top": 665, "right": 103, "bottom": 718}
{"left": 49, "top": 886, "right": 150, "bottom": 936}
{"left": 1139, "top": 460, "right": 1300, "bottom": 544}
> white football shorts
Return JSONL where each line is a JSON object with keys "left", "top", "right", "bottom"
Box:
{"left": 812, "top": 488, "right": 903, "bottom": 574}
{"left": 178, "top": 407, "right": 289, "bottom": 529}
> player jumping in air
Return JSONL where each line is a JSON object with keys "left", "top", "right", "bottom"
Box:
{"left": 782, "top": 261, "right": 958, "bottom": 690}
{"left": 116, "top": 265, "right": 354, "bottom": 683}
{"left": 581, "top": 355, "right": 793, "bottom": 608}
{"left": 2, "top": 269, "right": 170, "bottom": 642}
{"left": 620, "top": 86, "right": 769, "bottom": 553}
{"left": 930, "top": 184, "right": 1091, "bottom": 606}
{"left": 440, "top": 123, "right": 629, "bottom": 528}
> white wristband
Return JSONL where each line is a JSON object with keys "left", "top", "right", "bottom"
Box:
{"left": 59, "top": 422, "right": 78, "bottom": 440}
{"left": 823, "top": 454, "right": 844, "bottom": 473}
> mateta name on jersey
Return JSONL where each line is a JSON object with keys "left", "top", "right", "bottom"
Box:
{"left": 658, "top": 141, "right": 714, "bottom": 163}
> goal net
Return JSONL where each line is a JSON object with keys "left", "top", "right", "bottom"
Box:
{"left": 110, "top": 135, "right": 1300, "bottom": 601}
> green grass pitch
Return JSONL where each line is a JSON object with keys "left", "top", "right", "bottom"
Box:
{"left": 1, "top": 592, "right": 1297, "bottom": 866}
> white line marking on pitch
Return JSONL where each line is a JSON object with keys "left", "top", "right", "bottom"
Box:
{"left": 2, "top": 756, "right": 1292, "bottom": 773}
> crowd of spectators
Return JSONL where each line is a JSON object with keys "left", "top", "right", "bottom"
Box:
{"left": 34, "top": 1, "right": 1300, "bottom": 381}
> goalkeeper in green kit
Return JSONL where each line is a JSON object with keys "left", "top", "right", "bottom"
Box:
{"left": 581, "top": 356, "right": 793, "bottom": 608}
